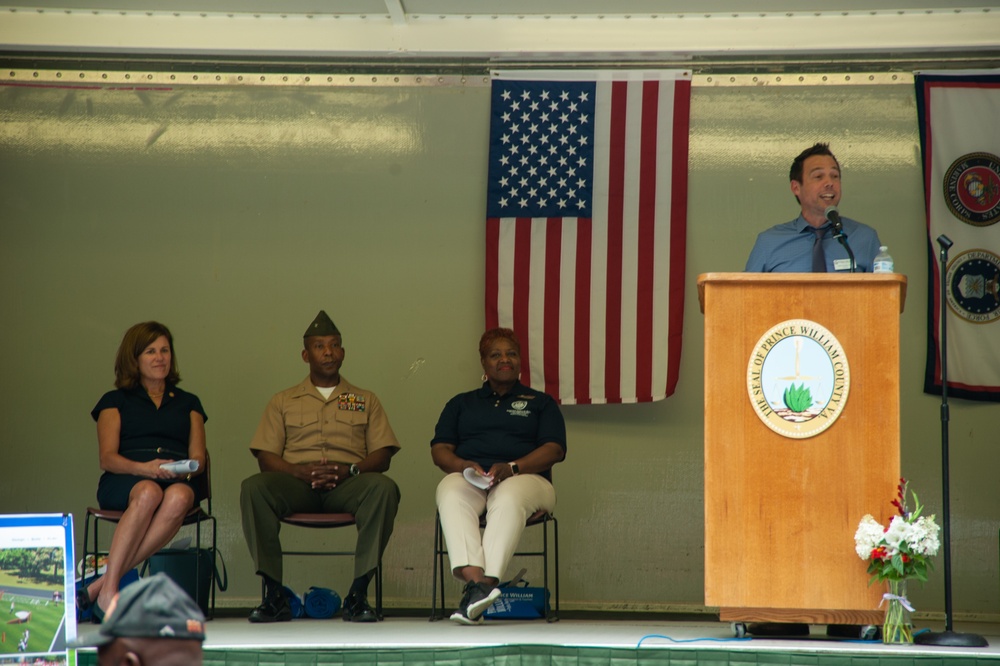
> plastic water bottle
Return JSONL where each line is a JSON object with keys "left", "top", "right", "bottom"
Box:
{"left": 873, "top": 245, "right": 894, "bottom": 273}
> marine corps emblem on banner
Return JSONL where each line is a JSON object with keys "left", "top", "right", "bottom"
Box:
{"left": 944, "top": 152, "right": 1000, "bottom": 227}
{"left": 746, "top": 319, "right": 850, "bottom": 439}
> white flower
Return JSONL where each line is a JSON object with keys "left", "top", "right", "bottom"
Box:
{"left": 906, "top": 515, "right": 941, "bottom": 556}
{"left": 882, "top": 515, "right": 912, "bottom": 557}
{"left": 854, "top": 514, "right": 885, "bottom": 559}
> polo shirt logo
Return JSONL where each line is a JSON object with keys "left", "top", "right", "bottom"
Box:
{"left": 507, "top": 400, "right": 531, "bottom": 417}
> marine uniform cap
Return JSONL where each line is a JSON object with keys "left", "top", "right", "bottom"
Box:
{"left": 304, "top": 310, "right": 341, "bottom": 338}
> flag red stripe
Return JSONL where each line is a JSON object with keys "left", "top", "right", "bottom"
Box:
{"left": 574, "top": 218, "right": 593, "bottom": 405}
{"left": 634, "top": 80, "right": 660, "bottom": 402}
{"left": 543, "top": 219, "right": 562, "bottom": 398}
{"left": 604, "top": 80, "right": 628, "bottom": 404}
{"left": 513, "top": 218, "right": 533, "bottom": 384}
{"left": 665, "top": 80, "right": 691, "bottom": 397}
{"left": 485, "top": 217, "right": 500, "bottom": 331}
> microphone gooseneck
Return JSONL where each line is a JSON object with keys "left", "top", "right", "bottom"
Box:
{"left": 823, "top": 205, "right": 856, "bottom": 273}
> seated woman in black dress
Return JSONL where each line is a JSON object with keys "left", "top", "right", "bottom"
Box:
{"left": 80, "top": 321, "right": 208, "bottom": 622}
{"left": 430, "top": 327, "right": 567, "bottom": 625}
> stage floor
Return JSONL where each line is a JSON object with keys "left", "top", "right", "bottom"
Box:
{"left": 199, "top": 613, "right": 1000, "bottom": 656}
{"left": 72, "top": 613, "right": 1000, "bottom": 666}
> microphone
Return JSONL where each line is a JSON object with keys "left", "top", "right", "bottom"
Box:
{"left": 824, "top": 205, "right": 856, "bottom": 273}
{"left": 824, "top": 205, "right": 844, "bottom": 236}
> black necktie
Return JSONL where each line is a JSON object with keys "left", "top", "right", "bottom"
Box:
{"left": 812, "top": 226, "right": 827, "bottom": 273}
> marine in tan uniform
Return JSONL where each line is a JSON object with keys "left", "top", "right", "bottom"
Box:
{"left": 240, "top": 310, "right": 401, "bottom": 623}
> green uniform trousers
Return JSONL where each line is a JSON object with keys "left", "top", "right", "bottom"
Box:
{"left": 240, "top": 470, "right": 400, "bottom": 583}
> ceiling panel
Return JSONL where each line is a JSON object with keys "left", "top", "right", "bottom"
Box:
{"left": 1, "top": 0, "right": 999, "bottom": 70}
{"left": 6, "top": 0, "right": 1000, "bottom": 14}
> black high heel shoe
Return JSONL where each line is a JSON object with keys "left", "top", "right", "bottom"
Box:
{"left": 76, "top": 588, "right": 92, "bottom": 612}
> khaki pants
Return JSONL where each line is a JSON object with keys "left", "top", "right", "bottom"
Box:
{"left": 436, "top": 472, "right": 555, "bottom": 581}
{"left": 241, "top": 471, "right": 400, "bottom": 583}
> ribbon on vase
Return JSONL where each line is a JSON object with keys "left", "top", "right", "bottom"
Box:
{"left": 880, "top": 592, "right": 915, "bottom": 612}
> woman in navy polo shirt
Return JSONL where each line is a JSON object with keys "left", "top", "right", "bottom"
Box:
{"left": 430, "top": 328, "right": 567, "bottom": 625}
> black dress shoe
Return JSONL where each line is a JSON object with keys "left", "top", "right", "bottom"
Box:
{"left": 248, "top": 595, "right": 292, "bottom": 623}
{"left": 342, "top": 592, "right": 377, "bottom": 622}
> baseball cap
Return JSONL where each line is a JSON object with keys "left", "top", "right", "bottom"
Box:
{"left": 71, "top": 573, "right": 206, "bottom": 648}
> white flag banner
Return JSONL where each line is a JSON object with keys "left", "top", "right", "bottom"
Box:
{"left": 916, "top": 69, "right": 1000, "bottom": 402}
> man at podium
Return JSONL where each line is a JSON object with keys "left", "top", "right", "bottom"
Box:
{"left": 745, "top": 143, "right": 882, "bottom": 273}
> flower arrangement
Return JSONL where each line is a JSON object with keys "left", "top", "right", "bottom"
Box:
{"left": 854, "top": 478, "right": 941, "bottom": 584}
{"left": 853, "top": 478, "right": 941, "bottom": 643}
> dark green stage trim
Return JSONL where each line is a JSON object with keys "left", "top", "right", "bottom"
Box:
{"left": 76, "top": 646, "right": 1000, "bottom": 666}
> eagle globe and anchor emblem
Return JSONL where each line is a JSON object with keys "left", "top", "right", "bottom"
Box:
{"left": 746, "top": 319, "right": 851, "bottom": 439}
{"left": 941, "top": 152, "right": 1000, "bottom": 325}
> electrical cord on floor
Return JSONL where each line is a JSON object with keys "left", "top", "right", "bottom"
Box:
{"left": 637, "top": 634, "right": 753, "bottom": 648}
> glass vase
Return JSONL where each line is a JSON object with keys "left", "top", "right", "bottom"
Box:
{"left": 882, "top": 579, "right": 913, "bottom": 644}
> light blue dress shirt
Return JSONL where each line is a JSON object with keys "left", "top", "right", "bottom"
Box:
{"left": 745, "top": 215, "right": 882, "bottom": 273}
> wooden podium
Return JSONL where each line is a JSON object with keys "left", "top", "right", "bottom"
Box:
{"left": 698, "top": 272, "right": 907, "bottom": 626}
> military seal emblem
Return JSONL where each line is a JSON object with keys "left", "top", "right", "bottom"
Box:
{"left": 946, "top": 249, "right": 1000, "bottom": 324}
{"left": 943, "top": 152, "right": 1000, "bottom": 227}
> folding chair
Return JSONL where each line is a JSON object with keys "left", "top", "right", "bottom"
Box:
{"left": 82, "top": 453, "right": 218, "bottom": 617}
{"left": 430, "top": 509, "right": 559, "bottom": 622}
{"left": 278, "top": 512, "right": 383, "bottom": 619}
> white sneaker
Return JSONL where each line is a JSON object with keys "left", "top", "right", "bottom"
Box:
{"left": 449, "top": 608, "right": 485, "bottom": 625}
{"left": 449, "top": 581, "right": 501, "bottom": 625}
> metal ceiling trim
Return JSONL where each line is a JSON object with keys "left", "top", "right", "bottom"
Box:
{"left": 0, "top": 68, "right": 919, "bottom": 88}
{"left": 1, "top": 51, "right": 997, "bottom": 88}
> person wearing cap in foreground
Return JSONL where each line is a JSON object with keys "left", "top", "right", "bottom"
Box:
{"left": 240, "top": 311, "right": 401, "bottom": 623}
{"left": 72, "top": 572, "right": 205, "bottom": 666}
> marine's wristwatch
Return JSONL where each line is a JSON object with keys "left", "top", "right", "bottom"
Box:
{"left": 509, "top": 462, "right": 520, "bottom": 476}
{"left": 349, "top": 463, "right": 361, "bottom": 477}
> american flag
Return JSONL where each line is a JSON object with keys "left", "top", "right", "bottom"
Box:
{"left": 485, "top": 71, "right": 691, "bottom": 404}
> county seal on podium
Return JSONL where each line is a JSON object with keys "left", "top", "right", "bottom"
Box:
{"left": 746, "top": 318, "right": 850, "bottom": 439}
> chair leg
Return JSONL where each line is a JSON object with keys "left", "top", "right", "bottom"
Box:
{"left": 430, "top": 513, "right": 439, "bottom": 620}
{"left": 209, "top": 516, "right": 218, "bottom": 619}
{"left": 549, "top": 514, "right": 560, "bottom": 622}
{"left": 375, "top": 562, "right": 383, "bottom": 621}
{"left": 90, "top": 515, "right": 99, "bottom": 583}
{"left": 430, "top": 512, "right": 446, "bottom": 621}
{"left": 195, "top": 518, "right": 203, "bottom": 618}
{"left": 82, "top": 514, "right": 91, "bottom": 584}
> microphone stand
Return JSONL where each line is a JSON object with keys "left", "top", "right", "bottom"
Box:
{"left": 831, "top": 226, "right": 856, "bottom": 273}
{"left": 914, "top": 235, "right": 988, "bottom": 647}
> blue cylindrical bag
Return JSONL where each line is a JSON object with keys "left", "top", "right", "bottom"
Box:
{"left": 303, "top": 586, "right": 341, "bottom": 619}
{"left": 282, "top": 586, "right": 305, "bottom": 619}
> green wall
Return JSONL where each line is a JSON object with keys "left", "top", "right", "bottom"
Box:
{"left": 1, "top": 72, "right": 996, "bottom": 618}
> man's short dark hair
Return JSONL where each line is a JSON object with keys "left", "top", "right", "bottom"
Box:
{"left": 789, "top": 142, "right": 839, "bottom": 183}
